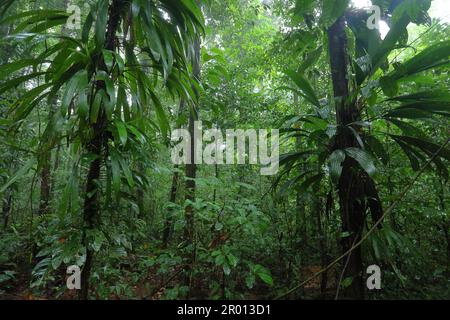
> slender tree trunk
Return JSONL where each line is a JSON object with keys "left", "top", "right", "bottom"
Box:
{"left": 293, "top": 92, "right": 307, "bottom": 246}
{"left": 184, "top": 106, "right": 198, "bottom": 242}
{"left": 316, "top": 195, "right": 329, "bottom": 297}
{"left": 136, "top": 163, "right": 145, "bottom": 220}
{"left": 162, "top": 100, "right": 186, "bottom": 246}
{"left": 162, "top": 164, "right": 180, "bottom": 246}
{"left": 213, "top": 163, "right": 218, "bottom": 202}
{"left": 38, "top": 101, "right": 56, "bottom": 217}
{"left": 37, "top": 0, "right": 70, "bottom": 218}
{"left": 438, "top": 179, "right": 450, "bottom": 272}
{"left": 184, "top": 33, "right": 201, "bottom": 296}
{"left": 38, "top": 157, "right": 51, "bottom": 216}
{"left": 184, "top": 36, "right": 201, "bottom": 240}
{"left": 328, "top": 16, "right": 364, "bottom": 300}
{"left": 45, "top": 0, "right": 68, "bottom": 202}
{"left": 2, "top": 190, "right": 12, "bottom": 230}
{"left": 80, "top": 0, "right": 128, "bottom": 300}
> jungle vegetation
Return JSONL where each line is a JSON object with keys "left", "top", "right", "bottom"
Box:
{"left": 0, "top": 0, "right": 449, "bottom": 300}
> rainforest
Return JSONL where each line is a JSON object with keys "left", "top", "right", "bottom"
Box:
{"left": 0, "top": 0, "right": 449, "bottom": 301}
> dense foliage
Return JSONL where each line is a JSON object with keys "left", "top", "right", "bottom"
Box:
{"left": 0, "top": 0, "right": 449, "bottom": 300}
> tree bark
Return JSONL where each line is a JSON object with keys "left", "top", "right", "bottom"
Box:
{"left": 80, "top": 0, "right": 128, "bottom": 300}
{"left": 162, "top": 164, "right": 180, "bottom": 246}
{"left": 293, "top": 92, "right": 308, "bottom": 247}
{"left": 38, "top": 153, "right": 51, "bottom": 216}
{"left": 162, "top": 99, "right": 187, "bottom": 246}
{"left": 2, "top": 190, "right": 12, "bottom": 230}
{"left": 327, "top": 16, "right": 364, "bottom": 300}
{"left": 438, "top": 179, "right": 450, "bottom": 273}
{"left": 184, "top": 35, "right": 201, "bottom": 242}
{"left": 183, "top": 33, "right": 201, "bottom": 296}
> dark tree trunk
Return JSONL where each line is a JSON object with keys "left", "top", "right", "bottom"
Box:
{"left": 184, "top": 105, "right": 199, "bottom": 243}
{"left": 184, "top": 36, "right": 201, "bottom": 242}
{"left": 315, "top": 195, "right": 328, "bottom": 297}
{"left": 2, "top": 191, "right": 12, "bottom": 230}
{"left": 162, "top": 164, "right": 180, "bottom": 246}
{"left": 162, "top": 99, "right": 186, "bottom": 246}
{"left": 79, "top": 0, "right": 128, "bottom": 300}
{"left": 38, "top": 140, "right": 52, "bottom": 216}
{"left": 438, "top": 179, "right": 450, "bottom": 272}
{"left": 136, "top": 163, "right": 145, "bottom": 220}
{"left": 327, "top": 16, "right": 364, "bottom": 300}
{"left": 293, "top": 92, "right": 308, "bottom": 246}
{"left": 80, "top": 141, "right": 103, "bottom": 300}
{"left": 183, "top": 34, "right": 201, "bottom": 296}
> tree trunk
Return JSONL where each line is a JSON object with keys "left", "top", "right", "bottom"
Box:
{"left": 162, "top": 99, "right": 186, "bottom": 246}
{"left": 183, "top": 33, "right": 201, "bottom": 296}
{"left": 438, "top": 179, "right": 450, "bottom": 273}
{"left": 80, "top": 0, "right": 128, "bottom": 300}
{"left": 293, "top": 92, "right": 308, "bottom": 247}
{"left": 184, "top": 103, "right": 199, "bottom": 242}
{"left": 38, "top": 100, "right": 56, "bottom": 217}
{"left": 38, "top": 155, "right": 51, "bottom": 216}
{"left": 136, "top": 163, "right": 145, "bottom": 220}
{"left": 184, "top": 35, "right": 201, "bottom": 241}
{"left": 315, "top": 195, "right": 329, "bottom": 297}
{"left": 162, "top": 164, "right": 180, "bottom": 246}
{"left": 327, "top": 16, "right": 364, "bottom": 300}
{"left": 2, "top": 190, "right": 12, "bottom": 230}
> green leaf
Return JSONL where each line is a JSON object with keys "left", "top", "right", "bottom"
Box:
{"left": 386, "top": 89, "right": 450, "bottom": 116}
{"left": 226, "top": 253, "right": 238, "bottom": 268}
{"left": 0, "top": 72, "right": 46, "bottom": 95}
{"left": 341, "top": 276, "right": 353, "bottom": 288}
{"left": 390, "top": 135, "right": 450, "bottom": 161}
{"left": 299, "top": 173, "right": 322, "bottom": 191}
{"left": 150, "top": 91, "right": 169, "bottom": 140}
{"left": 321, "top": 0, "right": 350, "bottom": 28}
{"left": 298, "top": 46, "right": 323, "bottom": 73}
{"left": 386, "top": 118, "right": 427, "bottom": 138}
{"left": 95, "top": 0, "right": 108, "bottom": 48}
{"left": 0, "top": 158, "right": 35, "bottom": 193}
{"left": 115, "top": 120, "right": 128, "bottom": 146}
{"left": 392, "top": 137, "right": 422, "bottom": 171}
{"left": 82, "top": 9, "right": 94, "bottom": 43}
{"left": 285, "top": 69, "right": 320, "bottom": 107}
{"left": 223, "top": 264, "right": 231, "bottom": 276}
{"left": 214, "top": 222, "right": 223, "bottom": 231}
{"left": 328, "top": 149, "right": 345, "bottom": 183}
{"left": 385, "top": 108, "right": 432, "bottom": 119}
{"left": 90, "top": 90, "right": 104, "bottom": 124}
{"left": 214, "top": 253, "right": 226, "bottom": 266}
{"left": 365, "top": 135, "right": 389, "bottom": 165}
{"left": 379, "top": 76, "right": 399, "bottom": 98}
{"left": 77, "top": 91, "right": 89, "bottom": 118}
{"left": 254, "top": 264, "right": 273, "bottom": 286}
{"left": 110, "top": 152, "right": 121, "bottom": 194}
{"left": 384, "top": 40, "right": 450, "bottom": 81}
{"left": 345, "top": 147, "right": 376, "bottom": 176}
{"left": 102, "top": 49, "right": 115, "bottom": 71}
{"left": 51, "top": 256, "right": 63, "bottom": 270}
{"left": 0, "top": 59, "right": 37, "bottom": 79}
{"left": 118, "top": 156, "right": 134, "bottom": 188}
{"left": 369, "top": 6, "right": 412, "bottom": 78}
{"left": 245, "top": 273, "right": 256, "bottom": 289}
{"left": 61, "top": 70, "right": 88, "bottom": 116}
